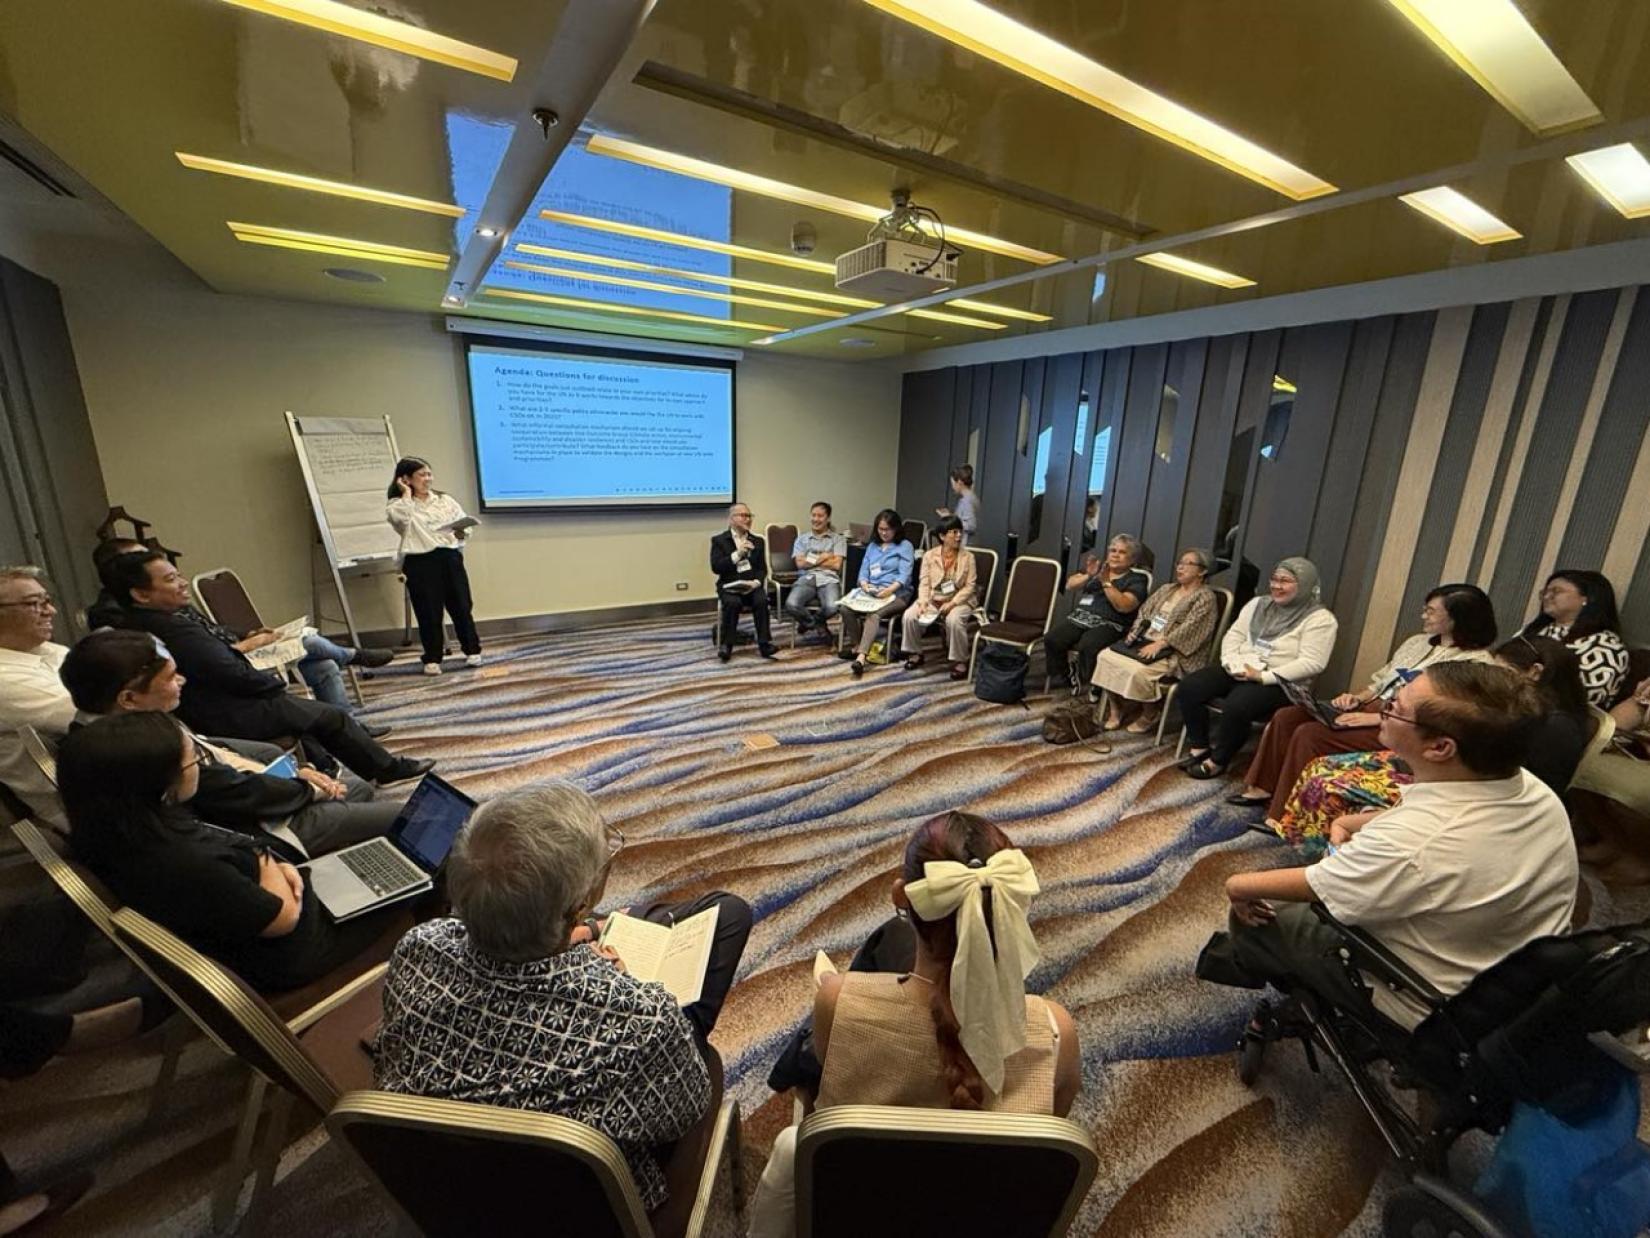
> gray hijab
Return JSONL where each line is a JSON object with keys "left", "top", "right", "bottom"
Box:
{"left": 1250, "top": 557, "right": 1324, "bottom": 642}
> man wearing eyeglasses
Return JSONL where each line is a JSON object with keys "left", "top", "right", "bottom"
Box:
{"left": 0, "top": 567, "right": 74, "bottom": 826}
{"left": 1196, "top": 661, "right": 1578, "bottom": 1030}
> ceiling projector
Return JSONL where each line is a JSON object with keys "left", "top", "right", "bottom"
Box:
{"left": 835, "top": 191, "right": 959, "bottom": 301}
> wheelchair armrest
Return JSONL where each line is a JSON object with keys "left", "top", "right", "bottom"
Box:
{"left": 1310, "top": 902, "right": 1450, "bottom": 1009}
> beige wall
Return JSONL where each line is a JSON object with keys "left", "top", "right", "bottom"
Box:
{"left": 63, "top": 287, "right": 901, "bottom": 632}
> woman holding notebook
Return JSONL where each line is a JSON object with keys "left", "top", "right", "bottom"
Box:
{"left": 386, "top": 456, "right": 483, "bottom": 676}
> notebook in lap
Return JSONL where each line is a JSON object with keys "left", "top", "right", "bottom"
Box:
{"left": 302, "top": 773, "right": 476, "bottom": 921}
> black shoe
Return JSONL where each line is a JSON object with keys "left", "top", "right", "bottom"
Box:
{"left": 837, "top": 649, "right": 856, "bottom": 661}
{"left": 758, "top": 645, "right": 778, "bottom": 660}
{"left": 362, "top": 721, "right": 394, "bottom": 739}
{"left": 375, "top": 756, "right": 434, "bottom": 787}
{"left": 355, "top": 647, "right": 395, "bottom": 669}
{"left": 718, "top": 646, "right": 732, "bottom": 663}
{"left": 850, "top": 660, "right": 865, "bottom": 679}
{"left": 1226, "top": 793, "right": 1270, "bottom": 808}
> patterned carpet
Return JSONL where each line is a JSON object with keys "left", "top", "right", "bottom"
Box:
{"left": 11, "top": 614, "right": 1642, "bottom": 1235}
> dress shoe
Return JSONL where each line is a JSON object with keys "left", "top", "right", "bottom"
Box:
{"left": 375, "top": 757, "right": 435, "bottom": 787}
{"left": 355, "top": 647, "right": 395, "bottom": 668}
{"left": 718, "top": 647, "right": 733, "bottom": 663}
{"left": 758, "top": 645, "right": 778, "bottom": 660}
{"left": 362, "top": 721, "right": 394, "bottom": 739}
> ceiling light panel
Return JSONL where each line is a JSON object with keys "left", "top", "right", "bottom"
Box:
{"left": 860, "top": 0, "right": 1334, "bottom": 200}
{"left": 481, "top": 287, "right": 782, "bottom": 332}
{"left": 1566, "top": 143, "right": 1650, "bottom": 219}
{"left": 177, "top": 153, "right": 463, "bottom": 217}
{"left": 1135, "top": 252, "right": 1256, "bottom": 289}
{"left": 947, "top": 298, "right": 1053, "bottom": 322}
{"left": 227, "top": 222, "right": 451, "bottom": 269}
{"left": 537, "top": 210, "right": 835, "bottom": 274}
{"left": 215, "top": 0, "right": 517, "bottom": 80}
{"left": 1398, "top": 187, "right": 1521, "bottom": 243}
{"left": 1385, "top": 0, "right": 1601, "bottom": 135}
{"left": 515, "top": 243, "right": 877, "bottom": 306}
{"left": 583, "top": 134, "right": 1063, "bottom": 264}
{"left": 501, "top": 259, "right": 841, "bottom": 317}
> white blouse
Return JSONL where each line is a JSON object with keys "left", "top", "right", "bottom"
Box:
{"left": 1220, "top": 600, "right": 1340, "bottom": 687}
{"left": 386, "top": 492, "right": 468, "bottom": 559}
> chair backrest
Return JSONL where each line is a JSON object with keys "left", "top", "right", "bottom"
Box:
{"left": 1209, "top": 587, "right": 1237, "bottom": 651}
{"left": 19, "top": 725, "right": 58, "bottom": 787}
{"left": 968, "top": 547, "right": 999, "bottom": 618}
{"left": 328, "top": 1090, "right": 652, "bottom": 1238}
{"left": 1001, "top": 556, "right": 1062, "bottom": 631}
{"left": 794, "top": 1105, "right": 1097, "bottom": 1238}
{"left": 765, "top": 523, "right": 799, "bottom": 560}
{"left": 901, "top": 519, "right": 927, "bottom": 551}
{"left": 1582, "top": 706, "right": 1618, "bottom": 764}
{"left": 1138, "top": 569, "right": 1154, "bottom": 594}
{"left": 191, "top": 567, "right": 262, "bottom": 634}
{"left": 848, "top": 521, "right": 873, "bottom": 545}
{"left": 109, "top": 907, "right": 335, "bottom": 1108}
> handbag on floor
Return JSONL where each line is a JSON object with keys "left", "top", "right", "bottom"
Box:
{"left": 1042, "top": 698, "right": 1102, "bottom": 745}
{"left": 974, "top": 644, "right": 1028, "bottom": 704}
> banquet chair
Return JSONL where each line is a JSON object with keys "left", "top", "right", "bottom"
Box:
{"left": 765, "top": 522, "right": 800, "bottom": 614}
{"left": 966, "top": 556, "right": 1062, "bottom": 684}
{"left": 1161, "top": 586, "right": 1237, "bottom": 751}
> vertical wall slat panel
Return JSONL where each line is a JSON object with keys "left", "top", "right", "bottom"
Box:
{"left": 1025, "top": 352, "right": 1083, "bottom": 563}
{"left": 1176, "top": 333, "right": 1243, "bottom": 558}
{"left": 1309, "top": 316, "right": 1395, "bottom": 603}
{"left": 1108, "top": 343, "right": 1167, "bottom": 542}
{"left": 894, "top": 369, "right": 954, "bottom": 523}
{"left": 1091, "top": 348, "right": 1132, "bottom": 557}
{"left": 977, "top": 360, "right": 1025, "bottom": 559}
{"left": 1005, "top": 358, "right": 1047, "bottom": 547}
{"left": 1061, "top": 350, "right": 1108, "bottom": 564}
{"left": 1141, "top": 338, "right": 1206, "bottom": 572}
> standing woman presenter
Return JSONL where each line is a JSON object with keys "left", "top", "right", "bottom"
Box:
{"left": 386, "top": 457, "right": 482, "bottom": 676}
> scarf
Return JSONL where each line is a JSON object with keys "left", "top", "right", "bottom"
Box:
{"left": 1249, "top": 556, "right": 1324, "bottom": 643}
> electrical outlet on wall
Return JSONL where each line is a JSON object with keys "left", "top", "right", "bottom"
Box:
{"left": 675, "top": 581, "right": 689, "bottom": 591}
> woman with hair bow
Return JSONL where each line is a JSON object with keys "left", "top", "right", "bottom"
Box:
{"left": 747, "top": 811, "right": 1081, "bottom": 1238}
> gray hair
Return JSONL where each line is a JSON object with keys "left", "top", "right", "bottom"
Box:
{"left": 1178, "top": 547, "right": 1214, "bottom": 574}
{"left": 0, "top": 566, "right": 43, "bottom": 590}
{"left": 1107, "top": 535, "right": 1142, "bottom": 564}
{"left": 447, "top": 781, "right": 609, "bottom": 961}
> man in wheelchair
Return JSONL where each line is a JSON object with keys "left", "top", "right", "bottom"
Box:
{"left": 1196, "top": 662, "right": 1650, "bottom": 1235}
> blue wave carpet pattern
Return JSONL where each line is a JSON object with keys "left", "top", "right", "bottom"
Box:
{"left": 20, "top": 614, "right": 1638, "bottom": 1235}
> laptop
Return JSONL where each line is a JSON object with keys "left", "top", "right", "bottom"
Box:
{"left": 1276, "top": 676, "right": 1345, "bottom": 728}
{"left": 302, "top": 774, "right": 476, "bottom": 921}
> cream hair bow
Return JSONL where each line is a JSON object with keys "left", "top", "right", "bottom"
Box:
{"left": 903, "top": 849, "right": 1042, "bottom": 1095}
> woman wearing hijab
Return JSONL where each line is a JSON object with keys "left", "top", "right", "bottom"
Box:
{"left": 1176, "top": 557, "right": 1339, "bottom": 779}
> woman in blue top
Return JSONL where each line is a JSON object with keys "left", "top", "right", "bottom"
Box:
{"left": 840, "top": 508, "right": 915, "bottom": 679}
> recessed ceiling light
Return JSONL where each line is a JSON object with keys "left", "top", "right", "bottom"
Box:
{"left": 477, "top": 226, "right": 501, "bottom": 238}
{"left": 1398, "top": 187, "right": 1521, "bottom": 244}
{"left": 227, "top": 221, "right": 451, "bottom": 269}
{"left": 860, "top": 0, "right": 1334, "bottom": 200}
{"left": 443, "top": 294, "right": 462, "bottom": 304}
{"left": 481, "top": 287, "right": 783, "bottom": 332}
{"left": 1135, "top": 252, "right": 1256, "bottom": 289}
{"left": 947, "top": 297, "right": 1052, "bottom": 322}
{"left": 516, "top": 242, "right": 876, "bottom": 306}
{"left": 584, "top": 134, "right": 1062, "bottom": 264}
{"left": 906, "top": 309, "right": 1004, "bottom": 329}
{"left": 538, "top": 210, "right": 835, "bottom": 274}
{"left": 1385, "top": 0, "right": 1601, "bottom": 135}
{"left": 501, "top": 259, "right": 841, "bottom": 318}
{"left": 1566, "top": 143, "right": 1650, "bottom": 219}
{"left": 176, "top": 153, "right": 463, "bottom": 216}
{"left": 323, "top": 266, "right": 386, "bottom": 283}
{"left": 215, "top": 0, "right": 517, "bottom": 81}
{"left": 839, "top": 338, "right": 878, "bottom": 348}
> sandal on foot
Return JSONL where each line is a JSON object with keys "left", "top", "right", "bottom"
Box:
{"left": 1225, "top": 792, "right": 1271, "bottom": 808}
{"left": 1187, "top": 758, "right": 1228, "bottom": 779}
{"left": 949, "top": 662, "right": 968, "bottom": 680}
{"left": 1125, "top": 716, "right": 1158, "bottom": 734}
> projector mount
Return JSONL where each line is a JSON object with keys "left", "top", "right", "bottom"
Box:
{"left": 868, "top": 190, "right": 954, "bottom": 275}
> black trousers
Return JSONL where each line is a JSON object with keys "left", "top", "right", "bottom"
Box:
{"left": 403, "top": 548, "right": 481, "bottom": 665}
{"left": 1176, "top": 667, "right": 1287, "bottom": 766}
{"left": 1043, "top": 617, "right": 1125, "bottom": 686}
{"left": 630, "top": 891, "right": 753, "bottom": 1040}
{"left": 717, "top": 586, "right": 772, "bottom": 651}
{"left": 185, "top": 693, "right": 398, "bottom": 781}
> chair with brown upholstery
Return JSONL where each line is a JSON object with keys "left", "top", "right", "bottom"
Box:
{"left": 328, "top": 1068, "right": 743, "bottom": 1238}
{"left": 847, "top": 521, "right": 873, "bottom": 546}
{"left": 108, "top": 907, "right": 389, "bottom": 1232}
{"left": 793, "top": 1105, "right": 1097, "bottom": 1238}
{"left": 192, "top": 566, "right": 346, "bottom": 705}
{"left": 967, "top": 556, "right": 1062, "bottom": 683}
{"left": 764, "top": 522, "right": 800, "bottom": 613}
{"left": 1163, "top": 586, "right": 1238, "bottom": 753}
{"left": 968, "top": 547, "right": 999, "bottom": 625}
{"left": 900, "top": 519, "right": 928, "bottom": 552}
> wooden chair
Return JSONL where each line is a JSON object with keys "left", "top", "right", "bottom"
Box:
{"left": 967, "top": 556, "right": 1062, "bottom": 684}
{"left": 793, "top": 1105, "right": 1097, "bottom": 1238}
{"left": 108, "top": 907, "right": 389, "bottom": 1232}
{"left": 328, "top": 1084, "right": 743, "bottom": 1238}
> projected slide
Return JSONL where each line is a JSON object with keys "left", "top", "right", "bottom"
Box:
{"left": 467, "top": 344, "right": 735, "bottom": 510}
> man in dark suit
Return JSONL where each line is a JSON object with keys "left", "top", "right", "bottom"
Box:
{"left": 107, "top": 551, "right": 430, "bottom": 787}
{"left": 709, "top": 503, "right": 777, "bottom": 663}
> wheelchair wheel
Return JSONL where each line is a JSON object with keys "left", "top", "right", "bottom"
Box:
{"left": 1382, "top": 1183, "right": 1495, "bottom": 1238}
{"left": 1236, "top": 1033, "right": 1267, "bottom": 1086}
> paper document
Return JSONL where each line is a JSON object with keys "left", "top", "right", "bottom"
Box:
{"left": 599, "top": 904, "right": 720, "bottom": 1006}
{"left": 841, "top": 589, "right": 886, "bottom": 614}
{"left": 247, "top": 637, "right": 307, "bottom": 671}
{"left": 268, "top": 616, "right": 310, "bottom": 641}
{"left": 439, "top": 515, "right": 479, "bottom": 534}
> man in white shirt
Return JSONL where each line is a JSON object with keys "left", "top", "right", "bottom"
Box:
{"left": 1196, "top": 661, "right": 1578, "bottom": 1029}
{"left": 0, "top": 567, "right": 73, "bottom": 826}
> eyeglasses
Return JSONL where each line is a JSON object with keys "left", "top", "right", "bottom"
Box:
{"left": 0, "top": 594, "right": 53, "bottom": 613}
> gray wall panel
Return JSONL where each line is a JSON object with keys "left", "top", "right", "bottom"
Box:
{"left": 895, "top": 369, "right": 954, "bottom": 525}
{"left": 1108, "top": 343, "right": 1167, "bottom": 544}
{"left": 976, "top": 360, "right": 1025, "bottom": 560}
{"left": 1141, "top": 339, "right": 1205, "bottom": 572}
{"left": 1309, "top": 316, "right": 1395, "bottom": 602}
{"left": 1176, "top": 334, "right": 1243, "bottom": 559}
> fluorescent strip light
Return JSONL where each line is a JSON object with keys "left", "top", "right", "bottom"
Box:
{"left": 501, "top": 260, "right": 841, "bottom": 318}
{"left": 480, "top": 287, "right": 782, "bottom": 332}
{"left": 1386, "top": 0, "right": 1600, "bottom": 135}
{"left": 860, "top": 0, "right": 1334, "bottom": 200}
{"left": 178, "top": 153, "right": 463, "bottom": 217}
{"left": 216, "top": 0, "right": 516, "bottom": 81}
{"left": 516, "top": 243, "right": 877, "bottom": 307}
{"left": 1398, "top": 187, "right": 1521, "bottom": 244}
{"left": 1567, "top": 143, "right": 1650, "bottom": 219}
{"left": 1135, "top": 252, "right": 1255, "bottom": 289}
{"left": 227, "top": 222, "right": 451, "bottom": 268}
{"left": 538, "top": 209, "right": 835, "bottom": 274}
{"left": 947, "top": 297, "right": 1052, "bottom": 322}
{"left": 907, "top": 309, "right": 1005, "bottom": 329}
{"left": 584, "top": 134, "right": 1062, "bottom": 265}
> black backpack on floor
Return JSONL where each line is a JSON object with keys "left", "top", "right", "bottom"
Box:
{"left": 974, "top": 643, "right": 1029, "bottom": 705}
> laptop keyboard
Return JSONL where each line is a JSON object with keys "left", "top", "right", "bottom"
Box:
{"left": 340, "top": 844, "right": 425, "bottom": 896}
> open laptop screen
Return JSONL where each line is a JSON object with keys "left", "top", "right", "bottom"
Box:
{"left": 392, "top": 775, "right": 476, "bottom": 870}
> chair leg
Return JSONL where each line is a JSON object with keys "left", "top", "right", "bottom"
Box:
{"left": 144, "top": 1014, "right": 193, "bottom": 1128}
{"left": 243, "top": 1088, "right": 294, "bottom": 1238}
{"left": 966, "top": 631, "right": 980, "bottom": 682}
{"left": 1156, "top": 685, "right": 1177, "bottom": 746}
{"left": 1175, "top": 725, "right": 1187, "bottom": 761}
{"left": 212, "top": 1071, "right": 268, "bottom": 1232}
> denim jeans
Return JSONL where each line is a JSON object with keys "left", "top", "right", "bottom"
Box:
{"left": 298, "top": 633, "right": 356, "bottom": 710}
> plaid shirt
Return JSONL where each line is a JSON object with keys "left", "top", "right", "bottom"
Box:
{"left": 375, "top": 919, "right": 711, "bottom": 1210}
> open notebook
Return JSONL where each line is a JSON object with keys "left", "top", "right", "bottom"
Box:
{"left": 599, "top": 905, "right": 720, "bottom": 1006}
